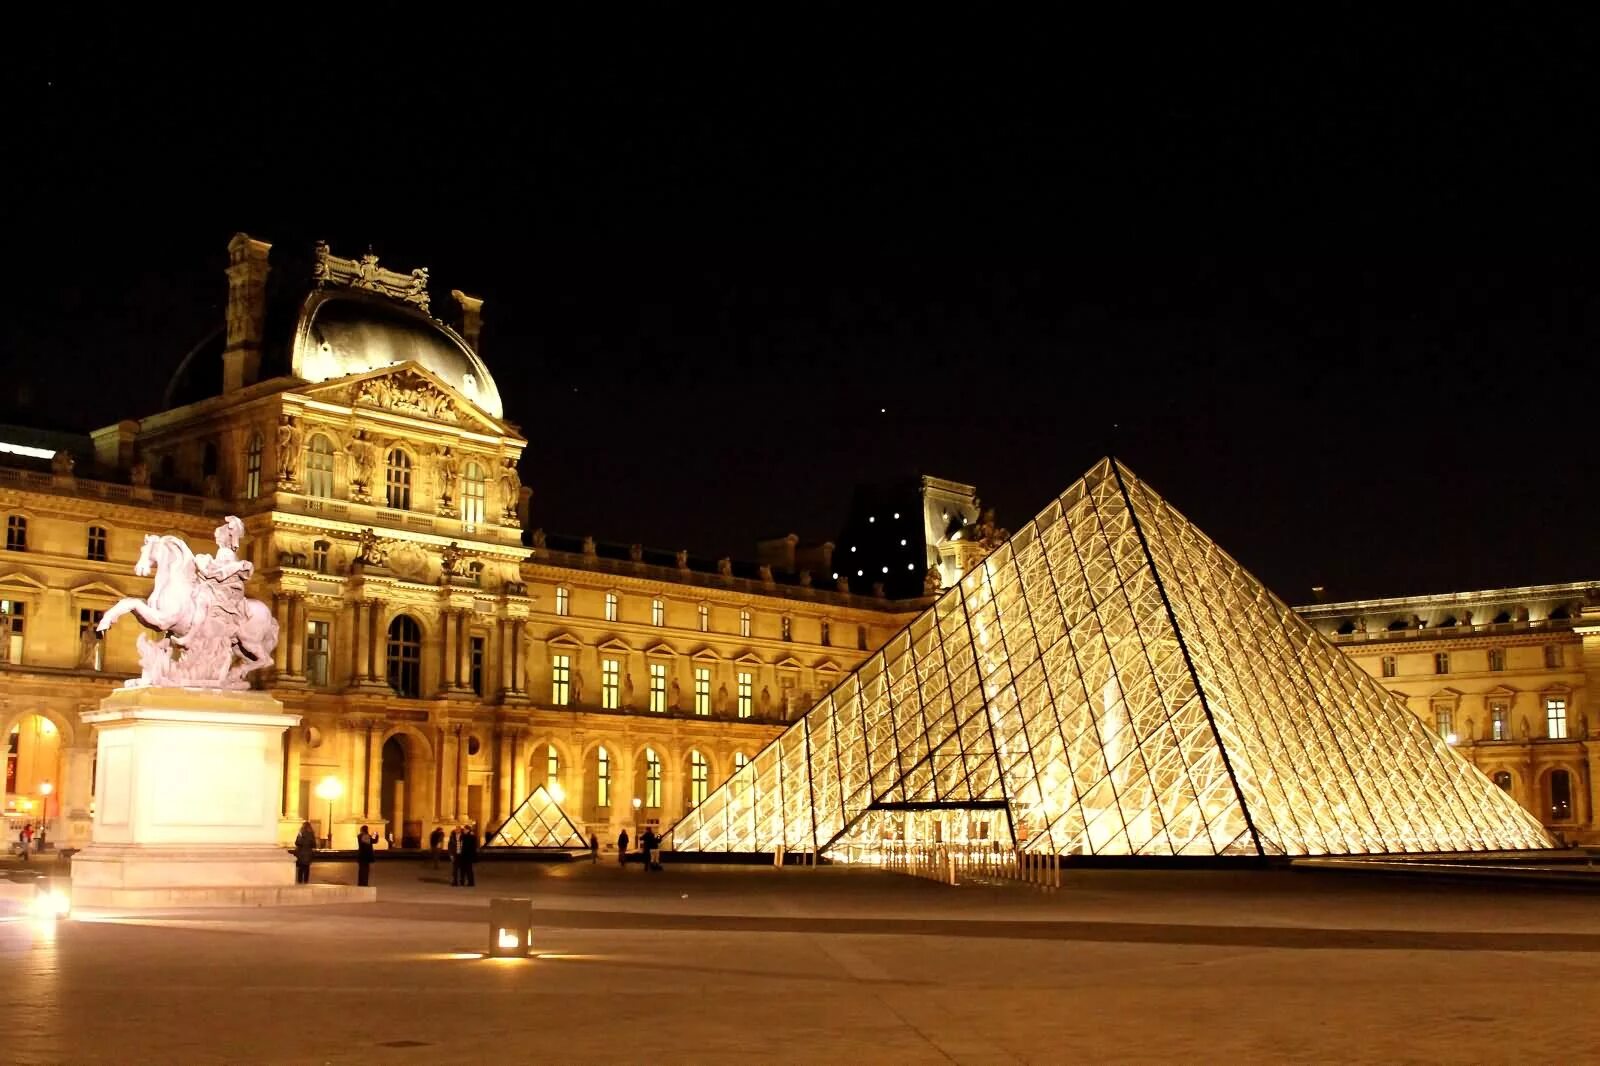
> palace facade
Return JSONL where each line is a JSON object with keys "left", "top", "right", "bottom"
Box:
{"left": 3, "top": 234, "right": 1596, "bottom": 851}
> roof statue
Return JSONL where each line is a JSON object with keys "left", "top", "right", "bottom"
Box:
{"left": 97, "top": 516, "right": 280, "bottom": 690}
{"left": 668, "top": 459, "right": 1551, "bottom": 859}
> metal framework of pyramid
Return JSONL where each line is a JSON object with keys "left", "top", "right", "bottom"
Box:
{"left": 669, "top": 459, "right": 1551, "bottom": 858}
{"left": 488, "top": 785, "right": 589, "bottom": 849}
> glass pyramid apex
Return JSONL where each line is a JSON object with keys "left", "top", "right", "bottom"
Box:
{"left": 669, "top": 458, "right": 1551, "bottom": 857}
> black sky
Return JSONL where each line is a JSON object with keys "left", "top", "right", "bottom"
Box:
{"left": 2, "top": 18, "right": 1597, "bottom": 602}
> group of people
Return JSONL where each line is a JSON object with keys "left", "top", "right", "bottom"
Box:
{"left": 426, "top": 824, "right": 480, "bottom": 886}
{"left": 615, "top": 828, "right": 664, "bottom": 871}
{"left": 291, "top": 821, "right": 383, "bottom": 886}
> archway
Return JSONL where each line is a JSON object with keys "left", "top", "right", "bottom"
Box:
{"left": 5, "top": 712, "right": 65, "bottom": 844}
{"left": 380, "top": 735, "right": 421, "bottom": 848}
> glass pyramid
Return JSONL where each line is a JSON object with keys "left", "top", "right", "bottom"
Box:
{"left": 668, "top": 459, "right": 1551, "bottom": 858}
{"left": 488, "top": 785, "right": 589, "bottom": 849}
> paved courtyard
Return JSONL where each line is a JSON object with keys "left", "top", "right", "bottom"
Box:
{"left": 4, "top": 857, "right": 1600, "bottom": 1064}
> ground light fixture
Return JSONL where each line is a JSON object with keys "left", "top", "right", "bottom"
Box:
{"left": 315, "top": 776, "right": 342, "bottom": 848}
{"left": 488, "top": 897, "right": 533, "bottom": 957}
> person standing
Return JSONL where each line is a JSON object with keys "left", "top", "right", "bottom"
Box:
{"left": 588, "top": 832, "right": 599, "bottom": 863}
{"left": 293, "top": 819, "right": 317, "bottom": 885}
{"left": 457, "top": 824, "right": 478, "bottom": 888}
{"left": 356, "top": 824, "right": 377, "bottom": 888}
{"left": 448, "top": 827, "right": 461, "bottom": 886}
{"left": 616, "top": 828, "right": 629, "bottom": 866}
{"left": 19, "top": 823, "right": 33, "bottom": 862}
{"left": 428, "top": 826, "right": 445, "bottom": 870}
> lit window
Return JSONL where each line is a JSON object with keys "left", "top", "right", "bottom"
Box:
{"left": 385, "top": 615, "right": 422, "bottom": 698}
{"left": 596, "top": 746, "right": 610, "bottom": 808}
{"left": 649, "top": 662, "right": 667, "bottom": 713}
{"left": 1433, "top": 705, "right": 1453, "bottom": 738}
{"left": 461, "top": 462, "right": 487, "bottom": 531}
{"left": 1492, "top": 770, "right": 1512, "bottom": 792}
{"left": 652, "top": 599, "right": 664, "bottom": 626}
{"left": 601, "top": 658, "right": 620, "bottom": 709}
{"left": 605, "top": 592, "right": 618, "bottom": 622}
{"left": 5, "top": 515, "right": 26, "bottom": 552}
{"left": 644, "top": 747, "right": 662, "bottom": 808}
{"left": 305, "top": 619, "right": 330, "bottom": 687}
{"left": 1551, "top": 769, "right": 1573, "bottom": 820}
{"left": 0, "top": 599, "right": 24, "bottom": 663}
{"left": 1380, "top": 655, "right": 1396, "bottom": 678}
{"left": 1488, "top": 648, "right": 1506, "bottom": 672}
{"left": 470, "top": 635, "right": 485, "bottom": 696}
{"left": 820, "top": 620, "right": 830, "bottom": 646}
{"left": 740, "top": 610, "right": 751, "bottom": 638}
{"left": 694, "top": 666, "right": 711, "bottom": 715}
{"left": 305, "top": 434, "right": 335, "bottom": 498}
{"left": 1434, "top": 652, "right": 1450, "bottom": 675}
{"left": 781, "top": 616, "right": 792, "bottom": 641}
{"left": 698, "top": 603, "right": 709, "bottom": 632}
{"left": 734, "top": 751, "right": 749, "bottom": 773}
{"left": 737, "top": 671, "right": 753, "bottom": 718}
{"left": 689, "top": 750, "right": 709, "bottom": 807}
{"left": 311, "top": 540, "right": 330, "bottom": 573}
{"left": 1544, "top": 644, "right": 1562, "bottom": 669}
{"left": 86, "top": 524, "right": 108, "bottom": 562}
{"left": 77, "top": 608, "right": 105, "bottom": 671}
{"left": 245, "top": 431, "right": 263, "bottom": 499}
{"left": 546, "top": 744, "right": 560, "bottom": 791}
{"left": 385, "top": 449, "right": 412, "bottom": 510}
{"left": 1490, "top": 702, "right": 1510, "bottom": 741}
{"left": 730, "top": 751, "right": 750, "bottom": 800}
{"left": 555, "top": 587, "right": 570, "bottom": 617}
{"left": 1546, "top": 697, "right": 1568, "bottom": 740}
{"left": 551, "top": 653, "right": 571, "bottom": 706}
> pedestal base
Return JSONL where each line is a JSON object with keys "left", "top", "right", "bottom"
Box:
{"left": 72, "top": 882, "right": 375, "bottom": 909}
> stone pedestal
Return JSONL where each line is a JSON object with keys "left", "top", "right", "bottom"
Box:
{"left": 70, "top": 687, "right": 372, "bottom": 908}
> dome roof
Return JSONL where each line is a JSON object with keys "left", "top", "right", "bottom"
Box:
{"left": 290, "top": 290, "right": 504, "bottom": 419}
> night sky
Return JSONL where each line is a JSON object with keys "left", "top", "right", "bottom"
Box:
{"left": 3, "top": 22, "right": 1596, "bottom": 603}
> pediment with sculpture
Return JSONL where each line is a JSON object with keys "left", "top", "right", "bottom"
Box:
{"left": 302, "top": 363, "right": 508, "bottom": 434}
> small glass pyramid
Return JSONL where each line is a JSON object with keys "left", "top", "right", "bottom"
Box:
{"left": 488, "top": 784, "right": 589, "bottom": 849}
{"left": 668, "top": 459, "right": 1551, "bottom": 857}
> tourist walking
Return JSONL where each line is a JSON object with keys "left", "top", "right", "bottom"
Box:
{"left": 457, "top": 824, "right": 478, "bottom": 887}
{"left": 642, "top": 828, "right": 661, "bottom": 872}
{"left": 448, "top": 827, "right": 461, "bottom": 886}
{"left": 19, "top": 823, "right": 32, "bottom": 862}
{"left": 616, "top": 828, "right": 629, "bottom": 866}
{"left": 588, "top": 832, "right": 599, "bottom": 863}
{"left": 428, "top": 826, "right": 445, "bottom": 869}
{"left": 293, "top": 819, "right": 317, "bottom": 884}
{"left": 356, "top": 824, "right": 376, "bottom": 887}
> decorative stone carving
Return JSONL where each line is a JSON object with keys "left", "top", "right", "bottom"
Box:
{"left": 387, "top": 543, "right": 427, "bottom": 580}
{"left": 349, "top": 431, "right": 378, "bottom": 500}
{"left": 629, "top": 543, "right": 643, "bottom": 562}
{"left": 129, "top": 458, "right": 151, "bottom": 488}
{"left": 972, "top": 506, "right": 1009, "bottom": 551}
{"left": 715, "top": 682, "right": 730, "bottom": 714}
{"left": 798, "top": 570, "right": 811, "bottom": 588}
{"left": 759, "top": 685, "right": 772, "bottom": 716}
{"left": 758, "top": 565, "right": 774, "bottom": 584}
{"left": 499, "top": 459, "right": 522, "bottom": 524}
{"left": 836, "top": 575, "right": 850, "bottom": 593}
{"left": 669, "top": 677, "right": 682, "bottom": 712}
{"left": 623, "top": 671, "right": 635, "bottom": 709}
{"left": 354, "top": 527, "right": 387, "bottom": 566}
{"left": 354, "top": 369, "right": 458, "bottom": 423}
{"left": 276, "top": 415, "right": 302, "bottom": 488}
{"left": 924, "top": 566, "right": 943, "bottom": 596}
{"left": 52, "top": 449, "right": 76, "bottom": 476}
{"left": 717, "top": 558, "right": 733, "bottom": 578}
{"left": 582, "top": 536, "right": 597, "bottom": 557}
{"left": 676, "top": 550, "right": 689, "bottom": 570}
{"left": 312, "top": 240, "right": 432, "bottom": 313}
{"left": 530, "top": 528, "right": 547, "bottom": 550}
{"left": 97, "top": 516, "right": 280, "bottom": 690}
{"left": 571, "top": 669, "right": 585, "bottom": 705}
{"left": 440, "top": 541, "right": 463, "bottom": 579}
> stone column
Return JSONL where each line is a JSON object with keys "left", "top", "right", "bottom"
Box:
{"left": 365, "top": 722, "right": 383, "bottom": 822}
{"left": 348, "top": 601, "right": 364, "bottom": 686}
{"left": 61, "top": 744, "right": 96, "bottom": 847}
{"left": 455, "top": 610, "right": 469, "bottom": 690}
{"left": 511, "top": 732, "right": 528, "bottom": 806}
{"left": 456, "top": 725, "right": 470, "bottom": 823}
{"left": 612, "top": 750, "right": 638, "bottom": 842}
{"left": 511, "top": 619, "right": 525, "bottom": 693}
{"left": 496, "top": 728, "right": 516, "bottom": 822}
{"left": 272, "top": 594, "right": 289, "bottom": 674}
{"left": 437, "top": 607, "right": 453, "bottom": 697}
{"left": 287, "top": 596, "right": 305, "bottom": 678}
{"left": 496, "top": 618, "right": 510, "bottom": 698}
{"left": 366, "top": 601, "right": 384, "bottom": 682}
{"left": 282, "top": 727, "right": 303, "bottom": 818}
{"left": 438, "top": 728, "right": 458, "bottom": 821}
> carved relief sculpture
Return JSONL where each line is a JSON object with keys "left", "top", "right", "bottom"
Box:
{"left": 530, "top": 528, "right": 547, "bottom": 550}
{"left": 354, "top": 370, "right": 458, "bottom": 423}
{"left": 276, "top": 415, "right": 303, "bottom": 488}
{"left": 499, "top": 459, "right": 522, "bottom": 524}
{"left": 669, "top": 677, "right": 682, "bottom": 712}
{"left": 129, "top": 457, "right": 151, "bottom": 488}
{"left": 97, "top": 516, "right": 280, "bottom": 689}
{"left": 440, "top": 540, "right": 463, "bottom": 579}
{"left": 349, "top": 431, "right": 377, "bottom": 500}
{"left": 924, "top": 566, "right": 943, "bottom": 596}
{"left": 623, "top": 671, "right": 635, "bottom": 709}
{"left": 313, "top": 240, "right": 433, "bottom": 313}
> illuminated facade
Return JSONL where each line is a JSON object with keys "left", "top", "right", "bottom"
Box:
{"left": 0, "top": 234, "right": 920, "bottom": 850}
{"left": 669, "top": 459, "right": 1551, "bottom": 857}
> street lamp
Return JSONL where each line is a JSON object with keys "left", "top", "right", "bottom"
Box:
{"left": 38, "top": 781, "right": 53, "bottom": 835}
{"left": 315, "top": 776, "right": 343, "bottom": 849}
{"left": 632, "top": 796, "right": 642, "bottom": 850}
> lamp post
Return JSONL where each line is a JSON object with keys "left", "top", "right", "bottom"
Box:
{"left": 632, "top": 796, "right": 642, "bottom": 850}
{"left": 315, "top": 776, "right": 343, "bottom": 849}
{"left": 38, "top": 781, "right": 53, "bottom": 838}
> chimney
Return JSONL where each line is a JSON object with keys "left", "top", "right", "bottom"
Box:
{"left": 90, "top": 419, "right": 141, "bottom": 471}
{"left": 222, "top": 233, "right": 272, "bottom": 393}
{"left": 452, "top": 290, "right": 484, "bottom": 352}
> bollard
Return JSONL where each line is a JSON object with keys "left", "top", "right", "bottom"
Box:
{"left": 488, "top": 897, "right": 533, "bottom": 957}
{"left": 948, "top": 851, "right": 957, "bottom": 886}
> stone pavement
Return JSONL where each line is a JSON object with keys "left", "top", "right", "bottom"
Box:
{"left": 4, "top": 858, "right": 1600, "bottom": 1064}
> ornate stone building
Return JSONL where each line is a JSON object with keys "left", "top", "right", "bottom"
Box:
{"left": 0, "top": 235, "right": 921, "bottom": 851}
{"left": 1297, "top": 581, "right": 1600, "bottom": 843}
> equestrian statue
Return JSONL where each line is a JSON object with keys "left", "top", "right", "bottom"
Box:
{"left": 98, "top": 516, "right": 280, "bottom": 689}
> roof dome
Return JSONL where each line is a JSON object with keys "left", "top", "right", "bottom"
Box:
{"left": 290, "top": 290, "right": 504, "bottom": 419}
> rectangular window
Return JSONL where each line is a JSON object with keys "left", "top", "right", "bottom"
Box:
{"left": 694, "top": 666, "right": 711, "bottom": 715}
{"left": 1544, "top": 644, "right": 1562, "bottom": 669}
{"left": 1434, "top": 652, "right": 1450, "bottom": 675}
{"left": 311, "top": 541, "right": 330, "bottom": 573}
{"left": 690, "top": 756, "right": 708, "bottom": 806}
{"left": 740, "top": 610, "right": 751, "bottom": 638}
{"left": 87, "top": 525, "right": 107, "bottom": 562}
{"left": 605, "top": 593, "right": 618, "bottom": 622}
{"left": 305, "top": 619, "right": 330, "bottom": 687}
{"left": 1487, "top": 648, "right": 1506, "bottom": 672}
{"left": 1490, "top": 701, "right": 1510, "bottom": 741}
{"left": 470, "top": 636, "right": 486, "bottom": 696}
{"left": 737, "top": 670, "right": 753, "bottom": 719}
{"left": 555, "top": 587, "right": 570, "bottom": 617}
{"left": 0, "top": 599, "right": 25, "bottom": 663}
{"left": 645, "top": 754, "right": 662, "bottom": 809}
{"left": 1546, "top": 697, "right": 1568, "bottom": 740}
{"left": 596, "top": 747, "right": 610, "bottom": 808}
{"left": 1380, "top": 655, "right": 1397, "bottom": 678}
{"left": 1433, "top": 706, "right": 1453, "bottom": 739}
{"left": 78, "top": 608, "right": 105, "bottom": 671}
{"left": 547, "top": 745, "right": 560, "bottom": 790}
{"left": 6, "top": 515, "right": 26, "bottom": 552}
{"left": 698, "top": 604, "right": 709, "bottom": 632}
{"left": 652, "top": 599, "right": 664, "bottom": 626}
{"left": 649, "top": 663, "right": 667, "bottom": 713}
{"left": 601, "top": 658, "right": 620, "bottom": 709}
{"left": 551, "top": 653, "right": 571, "bottom": 707}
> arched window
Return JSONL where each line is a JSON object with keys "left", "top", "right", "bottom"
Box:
{"left": 305, "top": 434, "right": 335, "bottom": 498}
{"left": 596, "top": 745, "right": 611, "bottom": 807}
{"left": 385, "top": 449, "right": 412, "bottom": 510}
{"left": 1492, "top": 770, "right": 1512, "bottom": 792}
{"left": 1550, "top": 769, "right": 1574, "bottom": 820}
{"left": 644, "top": 747, "right": 662, "bottom": 809}
{"left": 86, "top": 525, "right": 107, "bottom": 561}
{"left": 386, "top": 615, "right": 422, "bottom": 698}
{"left": 461, "top": 462, "right": 486, "bottom": 531}
{"left": 244, "top": 432, "right": 263, "bottom": 499}
{"left": 689, "top": 750, "right": 709, "bottom": 807}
